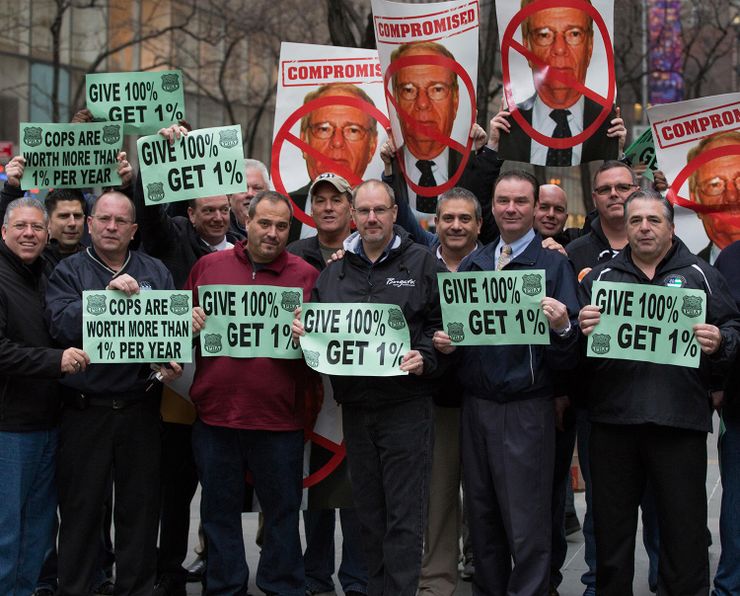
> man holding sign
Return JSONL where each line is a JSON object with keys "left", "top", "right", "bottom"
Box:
{"left": 294, "top": 179, "right": 443, "bottom": 596}
{"left": 185, "top": 191, "right": 319, "bottom": 596}
{"left": 45, "top": 191, "right": 182, "bottom": 596}
{"left": 578, "top": 190, "right": 740, "bottom": 596}
{"left": 434, "top": 170, "right": 579, "bottom": 596}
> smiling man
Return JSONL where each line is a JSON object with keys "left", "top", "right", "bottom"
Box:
{"left": 434, "top": 170, "right": 580, "bottom": 596}
{"left": 498, "top": 0, "right": 618, "bottom": 165}
{"left": 578, "top": 190, "right": 740, "bottom": 596}
{"left": 185, "top": 190, "right": 319, "bottom": 596}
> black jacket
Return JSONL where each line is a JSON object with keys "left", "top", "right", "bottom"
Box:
{"left": 0, "top": 241, "right": 64, "bottom": 431}
{"left": 714, "top": 240, "right": 740, "bottom": 419}
{"left": 133, "top": 173, "right": 243, "bottom": 289}
{"left": 311, "top": 226, "right": 444, "bottom": 404}
{"left": 287, "top": 235, "right": 326, "bottom": 272}
{"left": 579, "top": 238, "right": 740, "bottom": 432}
{"left": 565, "top": 217, "right": 620, "bottom": 279}
{"left": 453, "top": 234, "right": 580, "bottom": 403}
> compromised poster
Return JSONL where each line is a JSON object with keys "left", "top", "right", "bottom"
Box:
{"left": 372, "top": 0, "right": 479, "bottom": 218}
{"left": 271, "top": 42, "right": 390, "bottom": 241}
{"left": 496, "top": 0, "right": 617, "bottom": 166}
{"left": 648, "top": 92, "right": 740, "bottom": 262}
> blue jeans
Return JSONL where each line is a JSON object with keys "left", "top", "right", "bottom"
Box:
{"left": 192, "top": 420, "right": 305, "bottom": 596}
{"left": 342, "top": 398, "right": 433, "bottom": 596}
{"left": 0, "top": 429, "right": 58, "bottom": 596}
{"left": 714, "top": 413, "right": 740, "bottom": 596}
{"left": 303, "top": 508, "right": 367, "bottom": 594}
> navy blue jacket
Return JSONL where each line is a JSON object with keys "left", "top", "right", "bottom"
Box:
{"left": 454, "top": 234, "right": 580, "bottom": 402}
{"left": 46, "top": 247, "right": 174, "bottom": 397}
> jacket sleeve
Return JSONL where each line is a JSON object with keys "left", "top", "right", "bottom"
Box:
{"left": 0, "top": 292, "right": 64, "bottom": 378}
{"left": 544, "top": 256, "right": 580, "bottom": 371}
{"left": 461, "top": 147, "right": 501, "bottom": 246}
{"left": 0, "top": 182, "right": 25, "bottom": 223}
{"left": 417, "top": 258, "right": 445, "bottom": 376}
{"left": 383, "top": 165, "right": 437, "bottom": 248}
{"left": 45, "top": 261, "right": 86, "bottom": 347}
{"left": 133, "top": 170, "right": 181, "bottom": 258}
{"left": 704, "top": 266, "right": 740, "bottom": 370}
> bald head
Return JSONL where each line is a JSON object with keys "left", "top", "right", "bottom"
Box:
{"left": 535, "top": 184, "right": 568, "bottom": 237}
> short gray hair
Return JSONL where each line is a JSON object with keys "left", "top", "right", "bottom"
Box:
{"left": 624, "top": 189, "right": 674, "bottom": 224}
{"left": 352, "top": 179, "right": 395, "bottom": 207}
{"left": 3, "top": 197, "right": 48, "bottom": 226}
{"left": 244, "top": 159, "right": 271, "bottom": 190}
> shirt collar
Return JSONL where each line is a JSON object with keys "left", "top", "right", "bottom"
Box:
{"left": 496, "top": 228, "right": 536, "bottom": 263}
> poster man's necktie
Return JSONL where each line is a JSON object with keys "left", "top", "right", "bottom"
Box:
{"left": 497, "top": 244, "right": 512, "bottom": 270}
{"left": 415, "top": 159, "right": 438, "bottom": 213}
{"left": 546, "top": 109, "right": 573, "bottom": 167}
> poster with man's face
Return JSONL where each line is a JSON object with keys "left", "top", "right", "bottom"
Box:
{"left": 496, "top": 0, "right": 617, "bottom": 166}
{"left": 371, "top": 0, "right": 479, "bottom": 219}
{"left": 648, "top": 93, "right": 740, "bottom": 263}
{"left": 271, "top": 42, "right": 389, "bottom": 240}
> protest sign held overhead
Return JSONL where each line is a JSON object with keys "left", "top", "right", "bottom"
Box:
{"left": 438, "top": 270, "right": 549, "bottom": 346}
{"left": 496, "top": 0, "right": 618, "bottom": 166}
{"left": 137, "top": 125, "right": 244, "bottom": 205}
{"left": 20, "top": 122, "right": 122, "bottom": 189}
{"left": 83, "top": 290, "right": 192, "bottom": 364}
{"left": 623, "top": 127, "right": 658, "bottom": 181}
{"left": 587, "top": 281, "right": 705, "bottom": 368}
{"left": 299, "top": 303, "right": 411, "bottom": 376}
{"left": 271, "top": 42, "right": 390, "bottom": 242}
{"left": 648, "top": 92, "right": 740, "bottom": 260}
{"left": 197, "top": 285, "right": 303, "bottom": 359}
{"left": 86, "top": 70, "right": 186, "bottom": 135}
{"left": 372, "top": 0, "right": 479, "bottom": 219}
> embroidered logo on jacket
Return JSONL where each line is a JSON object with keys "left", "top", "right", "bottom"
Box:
{"left": 385, "top": 277, "right": 415, "bottom": 287}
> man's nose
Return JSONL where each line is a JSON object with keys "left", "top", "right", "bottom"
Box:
{"left": 551, "top": 31, "right": 568, "bottom": 54}
{"left": 414, "top": 88, "right": 431, "bottom": 110}
{"left": 724, "top": 181, "right": 739, "bottom": 204}
{"left": 330, "top": 127, "right": 345, "bottom": 148}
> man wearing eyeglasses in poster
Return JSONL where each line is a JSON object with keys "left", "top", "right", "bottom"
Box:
{"left": 498, "top": 0, "right": 620, "bottom": 166}
{"left": 290, "top": 83, "right": 379, "bottom": 242}
{"left": 687, "top": 131, "right": 740, "bottom": 264}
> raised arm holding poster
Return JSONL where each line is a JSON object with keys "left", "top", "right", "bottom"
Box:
{"left": 496, "top": 0, "right": 618, "bottom": 166}
{"left": 647, "top": 92, "right": 740, "bottom": 263}
{"left": 271, "top": 42, "right": 390, "bottom": 243}
{"left": 372, "top": 0, "right": 478, "bottom": 218}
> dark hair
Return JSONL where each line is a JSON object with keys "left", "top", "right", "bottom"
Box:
{"left": 247, "top": 190, "right": 294, "bottom": 219}
{"left": 493, "top": 170, "right": 540, "bottom": 204}
{"left": 436, "top": 187, "right": 482, "bottom": 220}
{"left": 593, "top": 160, "right": 638, "bottom": 188}
{"left": 44, "top": 188, "right": 86, "bottom": 217}
{"left": 623, "top": 189, "right": 674, "bottom": 224}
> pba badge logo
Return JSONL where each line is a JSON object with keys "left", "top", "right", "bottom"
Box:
{"left": 219, "top": 129, "right": 239, "bottom": 149}
{"left": 447, "top": 322, "right": 465, "bottom": 343}
{"left": 169, "top": 295, "right": 190, "bottom": 316}
{"left": 161, "top": 73, "right": 180, "bottom": 92}
{"left": 147, "top": 183, "right": 165, "bottom": 202}
{"left": 522, "top": 274, "right": 543, "bottom": 296}
{"left": 86, "top": 294, "right": 107, "bottom": 315}
{"left": 682, "top": 296, "right": 703, "bottom": 318}
{"left": 387, "top": 308, "right": 406, "bottom": 330}
{"left": 591, "top": 333, "right": 611, "bottom": 355}
{"left": 23, "top": 126, "right": 43, "bottom": 147}
{"left": 102, "top": 125, "right": 121, "bottom": 145}
{"left": 304, "top": 350, "right": 320, "bottom": 368}
{"left": 203, "top": 334, "right": 223, "bottom": 353}
{"left": 280, "top": 291, "right": 301, "bottom": 312}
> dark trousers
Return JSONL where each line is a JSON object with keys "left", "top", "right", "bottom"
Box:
{"left": 462, "top": 396, "right": 555, "bottom": 596}
{"left": 157, "top": 422, "right": 199, "bottom": 585}
{"left": 191, "top": 420, "right": 305, "bottom": 596}
{"left": 342, "top": 398, "right": 433, "bottom": 596}
{"left": 57, "top": 399, "right": 162, "bottom": 596}
{"left": 590, "top": 423, "right": 709, "bottom": 596}
{"left": 550, "top": 405, "right": 577, "bottom": 588}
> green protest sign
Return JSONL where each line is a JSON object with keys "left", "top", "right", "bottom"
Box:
{"left": 299, "top": 303, "right": 411, "bottom": 376}
{"left": 137, "top": 125, "right": 244, "bottom": 205}
{"left": 623, "top": 127, "right": 658, "bottom": 181}
{"left": 20, "top": 122, "right": 122, "bottom": 189}
{"left": 587, "top": 281, "right": 706, "bottom": 367}
{"left": 438, "top": 270, "right": 549, "bottom": 346}
{"left": 86, "top": 70, "right": 186, "bottom": 135}
{"left": 198, "top": 285, "right": 302, "bottom": 359}
{"left": 82, "top": 290, "right": 192, "bottom": 363}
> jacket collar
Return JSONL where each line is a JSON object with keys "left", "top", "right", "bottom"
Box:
{"left": 236, "top": 239, "right": 290, "bottom": 274}
{"left": 469, "top": 231, "right": 542, "bottom": 270}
